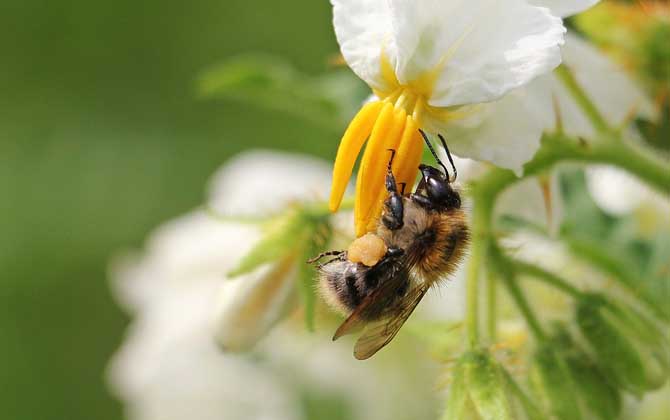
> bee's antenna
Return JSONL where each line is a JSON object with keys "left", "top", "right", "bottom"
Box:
{"left": 419, "top": 129, "right": 450, "bottom": 180}
{"left": 437, "top": 134, "right": 457, "bottom": 182}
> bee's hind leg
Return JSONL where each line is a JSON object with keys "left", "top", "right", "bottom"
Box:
{"left": 307, "top": 250, "right": 345, "bottom": 264}
{"left": 381, "top": 149, "right": 404, "bottom": 231}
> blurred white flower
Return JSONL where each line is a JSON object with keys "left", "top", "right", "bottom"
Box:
{"left": 329, "top": 0, "right": 566, "bottom": 234}
{"left": 586, "top": 165, "right": 670, "bottom": 220}
{"left": 108, "top": 150, "right": 442, "bottom": 420}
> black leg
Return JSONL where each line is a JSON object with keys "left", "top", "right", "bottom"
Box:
{"left": 382, "top": 150, "right": 404, "bottom": 231}
{"left": 307, "top": 250, "right": 345, "bottom": 264}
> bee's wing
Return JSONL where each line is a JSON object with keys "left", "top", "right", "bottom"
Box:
{"left": 332, "top": 258, "right": 409, "bottom": 341}
{"left": 353, "top": 282, "right": 429, "bottom": 360}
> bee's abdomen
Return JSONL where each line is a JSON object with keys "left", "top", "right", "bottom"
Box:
{"left": 317, "top": 261, "right": 376, "bottom": 314}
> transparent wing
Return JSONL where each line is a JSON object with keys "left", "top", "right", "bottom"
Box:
{"left": 332, "top": 257, "right": 410, "bottom": 341}
{"left": 353, "top": 283, "right": 429, "bottom": 360}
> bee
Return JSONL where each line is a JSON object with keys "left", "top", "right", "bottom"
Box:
{"left": 310, "top": 130, "right": 469, "bottom": 359}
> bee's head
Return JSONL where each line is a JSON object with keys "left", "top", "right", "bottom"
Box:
{"left": 418, "top": 164, "right": 461, "bottom": 210}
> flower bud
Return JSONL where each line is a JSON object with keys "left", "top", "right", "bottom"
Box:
{"left": 214, "top": 256, "right": 298, "bottom": 351}
{"left": 443, "top": 350, "right": 513, "bottom": 420}
{"left": 216, "top": 203, "right": 333, "bottom": 351}
{"left": 576, "top": 295, "right": 669, "bottom": 395}
{"left": 548, "top": 323, "right": 622, "bottom": 420}
{"left": 529, "top": 345, "right": 583, "bottom": 420}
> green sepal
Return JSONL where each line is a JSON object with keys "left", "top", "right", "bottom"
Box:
{"left": 576, "top": 296, "right": 648, "bottom": 396}
{"left": 296, "top": 220, "right": 333, "bottom": 332}
{"left": 529, "top": 345, "right": 583, "bottom": 420}
{"left": 442, "top": 354, "right": 469, "bottom": 420}
{"left": 227, "top": 209, "right": 304, "bottom": 277}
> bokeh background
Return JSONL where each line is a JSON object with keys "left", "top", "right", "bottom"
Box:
{"left": 1, "top": 1, "right": 346, "bottom": 419}
{"left": 2, "top": 1, "right": 669, "bottom": 420}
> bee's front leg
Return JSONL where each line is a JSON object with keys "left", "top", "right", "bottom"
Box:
{"left": 381, "top": 149, "right": 404, "bottom": 231}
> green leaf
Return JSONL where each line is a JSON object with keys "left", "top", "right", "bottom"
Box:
{"left": 197, "top": 54, "right": 366, "bottom": 130}
{"left": 529, "top": 346, "right": 583, "bottom": 420}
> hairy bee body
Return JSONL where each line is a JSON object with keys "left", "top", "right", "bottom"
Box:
{"left": 317, "top": 254, "right": 412, "bottom": 318}
{"left": 318, "top": 197, "right": 468, "bottom": 318}
{"left": 311, "top": 135, "right": 470, "bottom": 359}
{"left": 378, "top": 197, "right": 469, "bottom": 283}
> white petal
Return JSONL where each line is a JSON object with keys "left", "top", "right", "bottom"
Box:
{"left": 213, "top": 260, "right": 298, "bottom": 352}
{"left": 109, "top": 211, "right": 259, "bottom": 314}
{"left": 207, "top": 149, "right": 333, "bottom": 216}
{"left": 331, "top": 0, "right": 394, "bottom": 92}
{"left": 528, "top": 0, "right": 599, "bottom": 18}
{"left": 107, "top": 281, "right": 299, "bottom": 420}
{"left": 549, "top": 32, "right": 656, "bottom": 138}
{"left": 427, "top": 82, "right": 553, "bottom": 174}
{"left": 388, "top": 0, "right": 565, "bottom": 106}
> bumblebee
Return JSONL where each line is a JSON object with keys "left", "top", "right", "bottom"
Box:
{"left": 310, "top": 130, "right": 469, "bottom": 359}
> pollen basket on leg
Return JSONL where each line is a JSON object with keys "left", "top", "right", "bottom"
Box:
{"left": 329, "top": 101, "right": 384, "bottom": 212}
{"left": 355, "top": 105, "right": 406, "bottom": 236}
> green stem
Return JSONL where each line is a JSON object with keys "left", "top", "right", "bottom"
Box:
{"left": 477, "top": 132, "right": 670, "bottom": 199}
{"left": 465, "top": 194, "right": 491, "bottom": 348}
{"left": 555, "top": 64, "right": 610, "bottom": 135}
{"left": 486, "top": 267, "right": 497, "bottom": 342}
{"left": 489, "top": 243, "right": 547, "bottom": 342}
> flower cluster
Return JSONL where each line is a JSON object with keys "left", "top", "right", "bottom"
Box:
{"left": 108, "top": 1, "right": 670, "bottom": 420}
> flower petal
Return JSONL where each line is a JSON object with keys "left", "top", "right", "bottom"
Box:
{"left": 208, "top": 150, "right": 333, "bottom": 216}
{"left": 528, "top": 0, "right": 599, "bottom": 18}
{"left": 426, "top": 81, "right": 553, "bottom": 174}
{"left": 549, "top": 32, "right": 657, "bottom": 138}
{"left": 387, "top": 0, "right": 565, "bottom": 107}
{"left": 331, "top": 0, "right": 395, "bottom": 93}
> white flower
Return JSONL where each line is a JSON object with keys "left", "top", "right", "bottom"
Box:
{"left": 205, "top": 150, "right": 333, "bottom": 351}
{"left": 443, "top": 1, "right": 658, "bottom": 231}
{"left": 108, "top": 151, "right": 443, "bottom": 420}
{"left": 328, "top": 0, "right": 566, "bottom": 235}
{"left": 586, "top": 165, "right": 670, "bottom": 220}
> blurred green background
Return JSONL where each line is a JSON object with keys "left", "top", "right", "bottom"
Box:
{"left": 0, "top": 1, "right": 344, "bottom": 419}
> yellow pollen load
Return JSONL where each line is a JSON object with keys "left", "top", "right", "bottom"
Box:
{"left": 329, "top": 89, "right": 425, "bottom": 237}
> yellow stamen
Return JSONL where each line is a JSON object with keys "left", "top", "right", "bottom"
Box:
{"left": 364, "top": 116, "right": 421, "bottom": 233}
{"left": 329, "top": 101, "right": 384, "bottom": 212}
{"left": 355, "top": 105, "right": 406, "bottom": 236}
{"left": 331, "top": 52, "right": 469, "bottom": 235}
